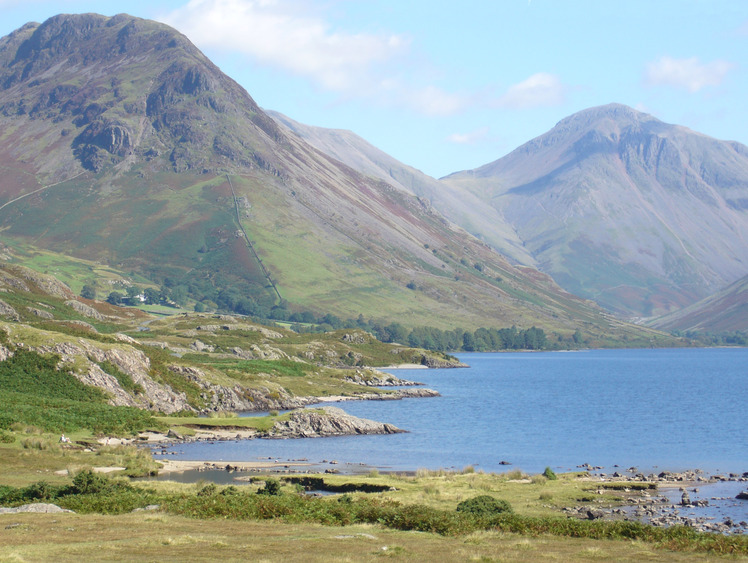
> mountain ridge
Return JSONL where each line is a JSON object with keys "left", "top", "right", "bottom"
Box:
{"left": 443, "top": 103, "right": 748, "bottom": 317}
{"left": 276, "top": 102, "right": 748, "bottom": 323}
{"left": 0, "top": 13, "right": 651, "bottom": 342}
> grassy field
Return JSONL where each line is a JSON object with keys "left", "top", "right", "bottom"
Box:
{"left": 0, "top": 513, "right": 729, "bottom": 562}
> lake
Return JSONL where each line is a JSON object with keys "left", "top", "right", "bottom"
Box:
{"left": 161, "top": 348, "right": 747, "bottom": 476}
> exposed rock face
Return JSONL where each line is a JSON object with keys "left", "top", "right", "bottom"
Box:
{"left": 168, "top": 365, "right": 311, "bottom": 413}
{"left": 344, "top": 369, "right": 422, "bottom": 387}
{"left": 65, "top": 299, "right": 106, "bottom": 321}
{"left": 267, "top": 406, "right": 404, "bottom": 438}
{"left": 33, "top": 340, "right": 192, "bottom": 414}
{"left": 0, "top": 299, "right": 20, "bottom": 321}
{"left": 419, "top": 355, "right": 468, "bottom": 368}
{"left": 0, "top": 503, "right": 74, "bottom": 514}
{"left": 27, "top": 307, "right": 54, "bottom": 319}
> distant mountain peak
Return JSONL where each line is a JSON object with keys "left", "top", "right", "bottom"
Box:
{"left": 443, "top": 103, "right": 748, "bottom": 317}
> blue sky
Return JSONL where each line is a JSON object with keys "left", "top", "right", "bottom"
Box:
{"left": 1, "top": 0, "right": 746, "bottom": 178}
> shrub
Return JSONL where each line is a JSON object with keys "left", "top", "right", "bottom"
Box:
{"left": 23, "top": 481, "right": 55, "bottom": 501}
{"left": 456, "top": 495, "right": 513, "bottom": 516}
{"left": 73, "top": 469, "right": 110, "bottom": 495}
{"left": 543, "top": 467, "right": 558, "bottom": 480}
{"left": 0, "top": 430, "right": 14, "bottom": 443}
{"left": 0, "top": 414, "right": 15, "bottom": 430}
{"left": 257, "top": 478, "right": 282, "bottom": 496}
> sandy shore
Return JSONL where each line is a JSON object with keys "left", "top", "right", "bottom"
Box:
{"left": 381, "top": 363, "right": 428, "bottom": 370}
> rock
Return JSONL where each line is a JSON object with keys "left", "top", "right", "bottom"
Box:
{"left": 737, "top": 491, "right": 748, "bottom": 500}
{"left": 0, "top": 299, "right": 20, "bottom": 321}
{"left": 267, "top": 406, "right": 405, "bottom": 439}
{"left": 0, "top": 503, "right": 73, "bottom": 514}
{"left": 341, "top": 331, "right": 369, "bottom": 344}
{"left": 64, "top": 299, "right": 106, "bottom": 321}
{"left": 27, "top": 307, "right": 54, "bottom": 319}
{"left": 680, "top": 491, "right": 691, "bottom": 506}
{"left": 131, "top": 504, "right": 160, "bottom": 512}
{"left": 344, "top": 369, "right": 422, "bottom": 387}
{"left": 191, "top": 340, "right": 214, "bottom": 353}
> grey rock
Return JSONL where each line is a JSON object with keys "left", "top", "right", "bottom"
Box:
{"left": 0, "top": 503, "right": 73, "bottom": 514}
{"left": 267, "top": 406, "right": 405, "bottom": 439}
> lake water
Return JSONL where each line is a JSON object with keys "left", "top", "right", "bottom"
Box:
{"left": 162, "top": 348, "right": 747, "bottom": 476}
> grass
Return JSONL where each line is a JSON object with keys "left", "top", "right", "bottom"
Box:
{"left": 0, "top": 470, "right": 744, "bottom": 559}
{"left": 156, "top": 411, "right": 294, "bottom": 433}
{"left": 0, "top": 443, "right": 745, "bottom": 560}
{"left": 1, "top": 513, "right": 721, "bottom": 562}
{"left": 0, "top": 348, "right": 159, "bottom": 435}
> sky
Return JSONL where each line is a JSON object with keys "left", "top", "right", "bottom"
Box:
{"left": 1, "top": 0, "right": 746, "bottom": 178}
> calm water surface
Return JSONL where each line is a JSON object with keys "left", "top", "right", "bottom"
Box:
{"left": 163, "top": 348, "right": 747, "bottom": 475}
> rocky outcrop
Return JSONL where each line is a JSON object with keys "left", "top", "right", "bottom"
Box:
{"left": 344, "top": 369, "right": 422, "bottom": 387}
{"left": 33, "top": 340, "right": 192, "bottom": 414}
{"left": 167, "top": 365, "right": 312, "bottom": 413}
{"left": 267, "top": 406, "right": 404, "bottom": 438}
{"left": 65, "top": 300, "right": 106, "bottom": 321}
{"left": 195, "top": 323, "right": 284, "bottom": 339}
{"left": 27, "top": 307, "right": 54, "bottom": 319}
{"left": 418, "top": 354, "right": 468, "bottom": 368}
{"left": 0, "top": 503, "right": 74, "bottom": 514}
{"left": 12, "top": 267, "right": 75, "bottom": 299}
{"left": 0, "top": 299, "right": 20, "bottom": 321}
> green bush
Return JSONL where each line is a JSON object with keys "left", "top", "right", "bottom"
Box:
{"left": 543, "top": 467, "right": 558, "bottom": 480}
{"left": 73, "top": 469, "right": 110, "bottom": 495}
{"left": 456, "top": 495, "right": 513, "bottom": 516}
{"left": 257, "top": 478, "right": 282, "bottom": 496}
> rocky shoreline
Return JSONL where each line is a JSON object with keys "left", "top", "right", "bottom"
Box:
{"left": 570, "top": 468, "right": 748, "bottom": 534}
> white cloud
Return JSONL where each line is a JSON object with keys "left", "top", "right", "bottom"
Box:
{"left": 405, "top": 86, "right": 466, "bottom": 117}
{"left": 496, "top": 73, "right": 564, "bottom": 109}
{"left": 644, "top": 56, "right": 733, "bottom": 92}
{"left": 447, "top": 126, "right": 489, "bottom": 145}
{"left": 162, "top": 0, "right": 465, "bottom": 115}
{"left": 164, "top": 0, "right": 407, "bottom": 91}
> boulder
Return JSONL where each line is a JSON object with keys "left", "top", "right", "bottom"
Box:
{"left": 267, "top": 406, "right": 404, "bottom": 439}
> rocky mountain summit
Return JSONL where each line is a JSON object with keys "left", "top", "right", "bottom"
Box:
{"left": 443, "top": 104, "right": 748, "bottom": 318}
{"left": 0, "top": 13, "right": 281, "bottom": 176}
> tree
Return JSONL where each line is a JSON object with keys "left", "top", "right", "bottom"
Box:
{"left": 106, "top": 291, "right": 124, "bottom": 306}
{"left": 170, "top": 285, "right": 188, "bottom": 306}
{"left": 80, "top": 285, "right": 96, "bottom": 300}
{"left": 143, "top": 288, "right": 161, "bottom": 305}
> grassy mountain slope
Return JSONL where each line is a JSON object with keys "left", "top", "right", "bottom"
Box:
{"left": 648, "top": 273, "right": 748, "bottom": 332}
{"left": 267, "top": 110, "right": 535, "bottom": 266}
{"left": 0, "top": 13, "right": 658, "bottom": 341}
{"left": 442, "top": 104, "right": 748, "bottom": 318}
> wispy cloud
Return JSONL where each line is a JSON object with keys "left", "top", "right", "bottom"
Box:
{"left": 163, "top": 0, "right": 464, "bottom": 115}
{"left": 644, "top": 56, "right": 733, "bottom": 92}
{"left": 447, "top": 126, "right": 489, "bottom": 145}
{"left": 495, "top": 73, "right": 565, "bottom": 109}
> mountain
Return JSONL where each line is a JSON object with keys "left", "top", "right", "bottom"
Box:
{"left": 648, "top": 273, "right": 748, "bottom": 332}
{"left": 267, "top": 111, "right": 534, "bottom": 266}
{"left": 442, "top": 104, "right": 748, "bottom": 318}
{"left": 0, "top": 14, "right": 651, "bottom": 342}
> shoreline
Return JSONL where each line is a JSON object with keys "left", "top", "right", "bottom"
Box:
{"left": 147, "top": 458, "right": 748, "bottom": 534}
